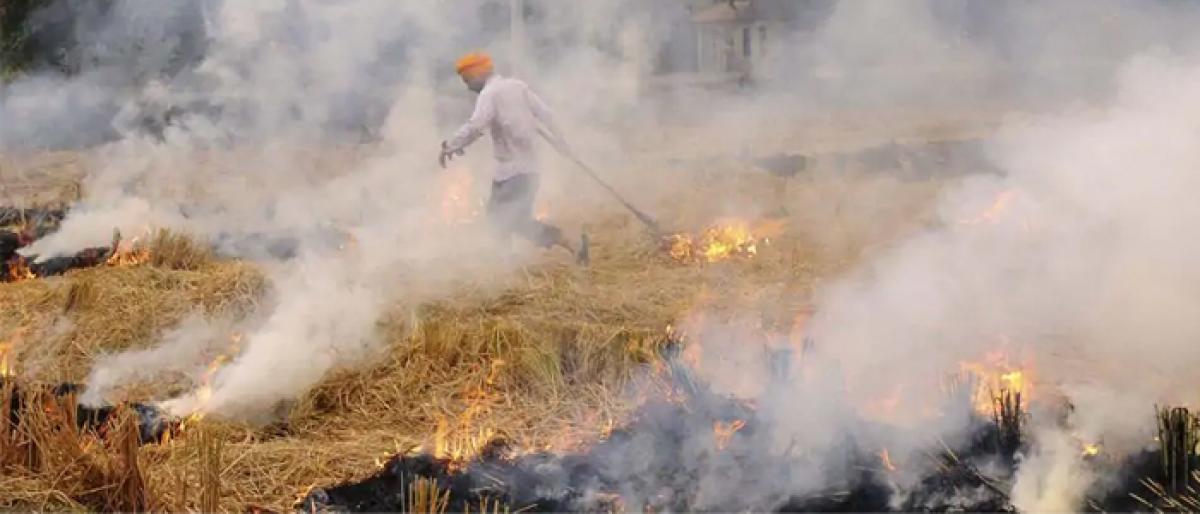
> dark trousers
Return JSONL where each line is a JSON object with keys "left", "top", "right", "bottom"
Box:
{"left": 487, "top": 173, "right": 562, "bottom": 248}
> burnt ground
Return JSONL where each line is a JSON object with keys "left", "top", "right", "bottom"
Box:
{"left": 301, "top": 347, "right": 1024, "bottom": 513}
{"left": 2, "top": 378, "right": 173, "bottom": 444}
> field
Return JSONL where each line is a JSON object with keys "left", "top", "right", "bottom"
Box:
{"left": 0, "top": 115, "right": 975, "bottom": 511}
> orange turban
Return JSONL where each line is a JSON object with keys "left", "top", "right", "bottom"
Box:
{"left": 455, "top": 52, "right": 493, "bottom": 79}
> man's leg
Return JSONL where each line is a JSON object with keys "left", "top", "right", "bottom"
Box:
{"left": 505, "top": 174, "right": 588, "bottom": 263}
{"left": 486, "top": 177, "right": 521, "bottom": 251}
{"left": 506, "top": 174, "right": 561, "bottom": 248}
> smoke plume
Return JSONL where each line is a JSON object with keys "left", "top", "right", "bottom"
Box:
{"left": 7, "top": 0, "right": 1200, "bottom": 509}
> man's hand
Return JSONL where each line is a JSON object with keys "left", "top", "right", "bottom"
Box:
{"left": 438, "top": 141, "right": 464, "bottom": 169}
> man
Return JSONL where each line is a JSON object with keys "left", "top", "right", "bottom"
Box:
{"left": 440, "top": 52, "right": 588, "bottom": 265}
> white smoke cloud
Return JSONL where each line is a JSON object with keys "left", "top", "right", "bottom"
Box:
{"left": 9, "top": 0, "right": 1200, "bottom": 509}
{"left": 1011, "top": 428, "right": 1096, "bottom": 512}
{"left": 39, "top": 0, "right": 562, "bottom": 414}
{"left": 627, "top": 3, "right": 1200, "bottom": 507}
{"left": 797, "top": 52, "right": 1200, "bottom": 509}
{"left": 81, "top": 313, "right": 232, "bottom": 406}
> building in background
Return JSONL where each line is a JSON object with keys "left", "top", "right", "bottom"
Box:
{"left": 688, "top": 0, "right": 832, "bottom": 84}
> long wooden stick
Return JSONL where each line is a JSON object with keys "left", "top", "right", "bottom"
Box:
{"left": 564, "top": 155, "right": 660, "bottom": 234}
{"left": 538, "top": 130, "right": 662, "bottom": 235}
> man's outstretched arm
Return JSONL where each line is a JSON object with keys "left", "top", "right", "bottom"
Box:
{"left": 444, "top": 89, "right": 497, "bottom": 156}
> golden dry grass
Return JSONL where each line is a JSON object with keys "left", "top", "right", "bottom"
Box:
{"left": 0, "top": 152, "right": 86, "bottom": 207}
{"left": 0, "top": 162, "right": 949, "bottom": 511}
{"left": 0, "top": 383, "right": 157, "bottom": 512}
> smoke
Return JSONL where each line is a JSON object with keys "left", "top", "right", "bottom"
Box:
{"left": 81, "top": 313, "right": 233, "bottom": 406}
{"left": 1011, "top": 428, "right": 1097, "bottom": 512}
{"left": 8, "top": 0, "right": 1200, "bottom": 509}
{"left": 792, "top": 46, "right": 1200, "bottom": 512}
{"left": 658, "top": 46, "right": 1200, "bottom": 503}
{"left": 617, "top": 1, "right": 1200, "bottom": 508}
{"left": 7, "top": 0, "right": 680, "bottom": 418}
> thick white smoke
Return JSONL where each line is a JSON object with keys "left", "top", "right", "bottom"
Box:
{"left": 13, "top": 0, "right": 671, "bottom": 419}
{"left": 795, "top": 54, "right": 1200, "bottom": 508}
{"left": 9, "top": 0, "right": 1200, "bottom": 509}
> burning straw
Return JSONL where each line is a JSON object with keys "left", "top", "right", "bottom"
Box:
{"left": 0, "top": 173, "right": 882, "bottom": 511}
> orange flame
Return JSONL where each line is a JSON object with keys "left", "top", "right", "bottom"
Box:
{"left": 0, "top": 330, "right": 26, "bottom": 377}
{"left": 672, "top": 220, "right": 753, "bottom": 263}
{"left": 6, "top": 256, "right": 35, "bottom": 282}
{"left": 960, "top": 190, "right": 1016, "bottom": 225}
{"left": 0, "top": 341, "right": 11, "bottom": 377}
{"left": 958, "top": 349, "right": 1032, "bottom": 416}
{"left": 106, "top": 233, "right": 151, "bottom": 267}
{"left": 713, "top": 419, "right": 746, "bottom": 450}
{"left": 601, "top": 417, "right": 615, "bottom": 439}
{"left": 180, "top": 332, "right": 243, "bottom": 430}
{"left": 862, "top": 385, "right": 905, "bottom": 421}
{"left": 422, "top": 359, "right": 506, "bottom": 467}
{"left": 440, "top": 168, "right": 483, "bottom": 225}
{"left": 1082, "top": 443, "right": 1101, "bottom": 457}
{"left": 665, "top": 219, "right": 780, "bottom": 264}
{"left": 880, "top": 448, "right": 898, "bottom": 472}
{"left": 432, "top": 416, "right": 496, "bottom": 469}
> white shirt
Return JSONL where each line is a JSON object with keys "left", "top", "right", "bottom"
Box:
{"left": 445, "top": 75, "right": 566, "bottom": 182}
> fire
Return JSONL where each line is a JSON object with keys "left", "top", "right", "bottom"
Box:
{"left": 880, "top": 448, "right": 898, "bottom": 472}
{"left": 433, "top": 417, "right": 496, "bottom": 468}
{"left": 713, "top": 419, "right": 746, "bottom": 450}
{"left": 665, "top": 221, "right": 758, "bottom": 264}
{"left": 440, "top": 168, "right": 483, "bottom": 225}
{"left": 1082, "top": 443, "right": 1101, "bottom": 457}
{"left": 421, "top": 359, "right": 506, "bottom": 467}
{"left": 960, "top": 190, "right": 1016, "bottom": 225}
{"left": 179, "top": 332, "right": 243, "bottom": 429}
{"left": 106, "top": 233, "right": 151, "bottom": 267}
{"left": 862, "top": 385, "right": 905, "bottom": 422}
{"left": 0, "top": 341, "right": 11, "bottom": 377}
{"left": 0, "top": 330, "right": 26, "bottom": 377}
{"left": 999, "top": 370, "right": 1024, "bottom": 391}
{"left": 6, "top": 256, "right": 35, "bottom": 282}
{"left": 958, "top": 349, "right": 1033, "bottom": 416}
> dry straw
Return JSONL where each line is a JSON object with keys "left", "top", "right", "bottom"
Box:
{"left": 0, "top": 170, "right": 913, "bottom": 510}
